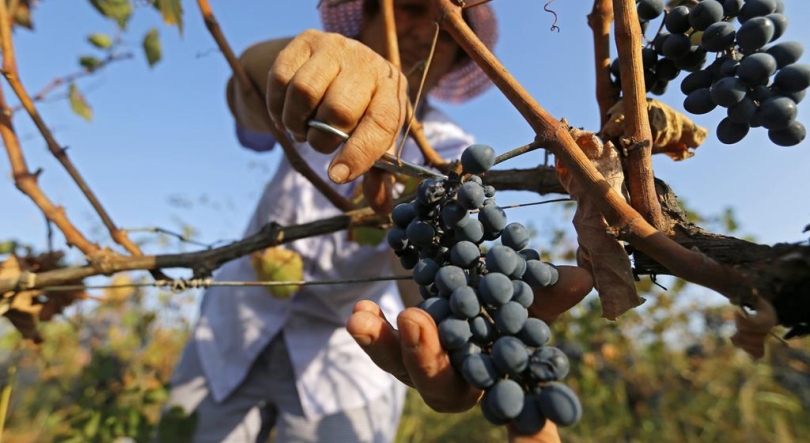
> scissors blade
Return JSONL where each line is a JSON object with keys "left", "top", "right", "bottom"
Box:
{"left": 373, "top": 153, "right": 448, "bottom": 180}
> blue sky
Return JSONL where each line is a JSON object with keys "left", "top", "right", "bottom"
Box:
{"left": 1, "top": 1, "right": 808, "bottom": 306}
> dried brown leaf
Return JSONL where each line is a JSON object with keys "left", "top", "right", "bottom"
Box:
{"left": 601, "top": 98, "right": 708, "bottom": 161}
{"left": 557, "top": 126, "right": 644, "bottom": 320}
{"left": 730, "top": 297, "right": 778, "bottom": 360}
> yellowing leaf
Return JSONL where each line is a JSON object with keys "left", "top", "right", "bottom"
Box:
{"left": 89, "top": 0, "right": 132, "bottom": 29}
{"left": 250, "top": 247, "right": 304, "bottom": 299}
{"left": 153, "top": 0, "right": 184, "bottom": 34}
{"left": 143, "top": 28, "right": 162, "bottom": 67}
{"left": 87, "top": 33, "right": 113, "bottom": 49}
{"left": 349, "top": 227, "right": 386, "bottom": 247}
{"left": 68, "top": 83, "right": 92, "bottom": 121}
{"left": 103, "top": 274, "right": 135, "bottom": 303}
{"left": 11, "top": 0, "right": 34, "bottom": 29}
{"left": 79, "top": 55, "right": 103, "bottom": 72}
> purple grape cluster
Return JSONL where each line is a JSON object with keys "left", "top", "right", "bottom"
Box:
{"left": 612, "top": 0, "right": 807, "bottom": 146}
{"left": 386, "top": 144, "right": 582, "bottom": 434}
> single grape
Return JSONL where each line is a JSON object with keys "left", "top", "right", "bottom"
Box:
{"left": 529, "top": 346, "right": 571, "bottom": 382}
{"left": 775, "top": 0, "right": 785, "bottom": 14}
{"left": 413, "top": 258, "right": 440, "bottom": 285}
{"left": 637, "top": 0, "right": 664, "bottom": 21}
{"left": 701, "top": 21, "right": 737, "bottom": 52}
{"left": 483, "top": 185, "right": 496, "bottom": 198}
{"left": 386, "top": 227, "right": 409, "bottom": 251}
{"left": 737, "top": 16, "right": 776, "bottom": 51}
{"left": 492, "top": 336, "right": 530, "bottom": 376}
{"left": 665, "top": 5, "right": 691, "bottom": 34}
{"left": 419, "top": 297, "right": 452, "bottom": 325}
{"left": 411, "top": 199, "right": 438, "bottom": 220}
{"left": 538, "top": 382, "right": 583, "bottom": 427}
{"left": 441, "top": 201, "right": 470, "bottom": 229}
{"left": 737, "top": 52, "right": 777, "bottom": 86}
{"left": 512, "top": 394, "right": 547, "bottom": 436}
{"left": 543, "top": 262, "right": 560, "bottom": 286}
{"left": 766, "top": 41, "right": 804, "bottom": 69}
{"left": 481, "top": 394, "right": 511, "bottom": 426}
{"left": 766, "top": 13, "right": 788, "bottom": 42}
{"left": 710, "top": 76, "right": 748, "bottom": 107}
{"left": 501, "top": 222, "right": 530, "bottom": 250}
{"left": 662, "top": 33, "right": 692, "bottom": 60}
{"left": 653, "top": 32, "right": 670, "bottom": 56}
{"left": 454, "top": 219, "right": 485, "bottom": 244}
{"left": 460, "top": 144, "right": 496, "bottom": 174}
{"left": 512, "top": 280, "right": 535, "bottom": 308}
{"left": 406, "top": 220, "right": 436, "bottom": 247}
{"left": 470, "top": 315, "right": 497, "bottom": 345}
{"left": 478, "top": 272, "right": 514, "bottom": 306}
{"left": 449, "top": 341, "right": 481, "bottom": 371}
{"left": 450, "top": 240, "right": 481, "bottom": 268}
{"left": 759, "top": 96, "right": 798, "bottom": 130}
{"left": 486, "top": 244, "right": 519, "bottom": 276}
{"left": 718, "top": 57, "right": 740, "bottom": 78}
{"left": 437, "top": 317, "right": 472, "bottom": 350}
{"left": 416, "top": 179, "right": 446, "bottom": 205}
{"left": 523, "top": 260, "right": 557, "bottom": 288}
{"left": 723, "top": 0, "right": 744, "bottom": 17}
{"left": 749, "top": 85, "right": 773, "bottom": 101}
{"left": 774, "top": 63, "right": 810, "bottom": 93}
{"left": 680, "top": 70, "right": 714, "bottom": 95}
{"left": 479, "top": 205, "right": 508, "bottom": 233}
{"left": 434, "top": 265, "right": 468, "bottom": 295}
{"left": 450, "top": 286, "right": 482, "bottom": 319}
{"left": 467, "top": 175, "right": 483, "bottom": 185}
{"left": 683, "top": 88, "right": 717, "bottom": 114}
{"left": 461, "top": 353, "right": 498, "bottom": 389}
{"left": 689, "top": 0, "right": 724, "bottom": 32}
{"left": 739, "top": 0, "right": 778, "bottom": 24}
{"left": 778, "top": 88, "right": 806, "bottom": 104}
{"left": 392, "top": 203, "right": 416, "bottom": 229}
{"left": 486, "top": 379, "right": 525, "bottom": 421}
{"left": 492, "top": 301, "right": 529, "bottom": 335}
{"left": 716, "top": 117, "right": 750, "bottom": 144}
{"left": 418, "top": 283, "right": 437, "bottom": 300}
{"left": 727, "top": 97, "right": 758, "bottom": 124}
{"left": 510, "top": 255, "right": 527, "bottom": 279}
{"left": 456, "top": 181, "right": 486, "bottom": 210}
{"left": 518, "top": 248, "right": 541, "bottom": 261}
{"left": 768, "top": 120, "right": 806, "bottom": 146}
{"left": 520, "top": 318, "right": 552, "bottom": 347}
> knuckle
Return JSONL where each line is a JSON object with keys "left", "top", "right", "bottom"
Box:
{"left": 288, "top": 78, "right": 322, "bottom": 107}
{"left": 320, "top": 100, "right": 357, "bottom": 128}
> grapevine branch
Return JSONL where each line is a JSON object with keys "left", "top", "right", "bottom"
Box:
{"left": 0, "top": 5, "right": 99, "bottom": 256}
{"left": 13, "top": 52, "right": 134, "bottom": 113}
{"left": 612, "top": 0, "right": 665, "bottom": 230}
{"left": 0, "top": 1, "right": 145, "bottom": 259}
{"left": 380, "top": 0, "right": 447, "bottom": 168}
{"left": 195, "top": 0, "right": 356, "bottom": 212}
{"left": 587, "top": 0, "right": 620, "bottom": 128}
{"left": 432, "top": 0, "right": 758, "bottom": 307}
{"left": 0, "top": 161, "right": 565, "bottom": 295}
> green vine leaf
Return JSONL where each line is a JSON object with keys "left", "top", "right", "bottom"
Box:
{"left": 153, "top": 0, "right": 184, "bottom": 34}
{"left": 68, "top": 83, "right": 92, "bottom": 121}
{"left": 88, "top": 0, "right": 132, "bottom": 29}
{"left": 79, "top": 55, "right": 103, "bottom": 72}
{"left": 87, "top": 33, "right": 113, "bottom": 49}
{"left": 142, "top": 28, "right": 162, "bottom": 67}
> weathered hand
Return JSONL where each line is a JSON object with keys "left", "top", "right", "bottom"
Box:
{"left": 267, "top": 29, "right": 409, "bottom": 184}
{"left": 347, "top": 265, "right": 594, "bottom": 443}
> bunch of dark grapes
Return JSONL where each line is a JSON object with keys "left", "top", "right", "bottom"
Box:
{"left": 612, "top": 0, "right": 807, "bottom": 146}
{"left": 386, "top": 144, "right": 582, "bottom": 435}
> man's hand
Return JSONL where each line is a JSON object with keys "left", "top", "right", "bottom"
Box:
{"left": 267, "top": 29, "right": 409, "bottom": 184}
{"left": 347, "top": 265, "right": 594, "bottom": 443}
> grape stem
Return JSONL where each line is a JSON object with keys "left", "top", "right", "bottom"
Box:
{"left": 431, "top": 0, "right": 759, "bottom": 308}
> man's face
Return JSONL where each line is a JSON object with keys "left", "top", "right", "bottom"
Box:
{"left": 359, "top": 0, "right": 461, "bottom": 99}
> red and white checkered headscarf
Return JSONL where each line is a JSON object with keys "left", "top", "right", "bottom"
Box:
{"left": 318, "top": 0, "right": 498, "bottom": 103}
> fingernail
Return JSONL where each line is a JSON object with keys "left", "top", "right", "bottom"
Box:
{"left": 351, "top": 333, "right": 373, "bottom": 347}
{"left": 329, "top": 162, "right": 351, "bottom": 183}
{"left": 400, "top": 318, "right": 421, "bottom": 349}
